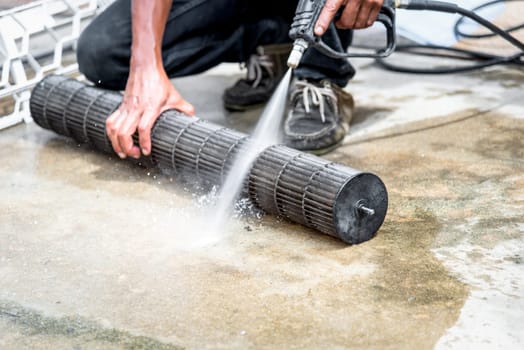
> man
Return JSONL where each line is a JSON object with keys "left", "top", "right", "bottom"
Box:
{"left": 77, "top": 0, "right": 383, "bottom": 158}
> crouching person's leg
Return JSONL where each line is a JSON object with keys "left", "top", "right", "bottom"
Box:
{"left": 77, "top": 0, "right": 132, "bottom": 90}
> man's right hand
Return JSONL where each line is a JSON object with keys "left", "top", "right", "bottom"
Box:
{"left": 106, "top": 63, "right": 195, "bottom": 159}
{"left": 315, "top": 0, "right": 384, "bottom": 35}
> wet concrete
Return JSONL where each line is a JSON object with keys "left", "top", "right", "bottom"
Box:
{"left": 1, "top": 60, "right": 523, "bottom": 349}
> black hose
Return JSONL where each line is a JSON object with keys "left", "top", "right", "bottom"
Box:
{"left": 454, "top": 0, "right": 524, "bottom": 39}
{"left": 376, "top": 44, "right": 523, "bottom": 74}
{"left": 377, "top": 0, "right": 524, "bottom": 74}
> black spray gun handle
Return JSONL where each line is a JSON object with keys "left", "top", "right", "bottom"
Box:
{"left": 288, "top": 0, "right": 397, "bottom": 68}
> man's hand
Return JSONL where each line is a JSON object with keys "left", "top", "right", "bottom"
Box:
{"left": 315, "top": 0, "right": 384, "bottom": 36}
{"left": 106, "top": 65, "right": 194, "bottom": 159}
{"left": 105, "top": 0, "right": 192, "bottom": 160}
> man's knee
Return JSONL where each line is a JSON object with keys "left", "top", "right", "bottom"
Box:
{"left": 76, "top": 17, "right": 129, "bottom": 90}
{"left": 76, "top": 27, "right": 99, "bottom": 82}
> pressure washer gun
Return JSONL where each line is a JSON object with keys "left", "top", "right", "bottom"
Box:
{"left": 287, "top": 0, "right": 397, "bottom": 68}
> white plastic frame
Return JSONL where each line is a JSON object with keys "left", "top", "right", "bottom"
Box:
{"left": 0, "top": 0, "right": 111, "bottom": 130}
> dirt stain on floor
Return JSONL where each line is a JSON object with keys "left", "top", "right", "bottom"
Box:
{"left": 0, "top": 300, "right": 182, "bottom": 350}
{"left": 325, "top": 109, "right": 523, "bottom": 347}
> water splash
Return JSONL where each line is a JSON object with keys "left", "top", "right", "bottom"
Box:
{"left": 202, "top": 68, "right": 293, "bottom": 244}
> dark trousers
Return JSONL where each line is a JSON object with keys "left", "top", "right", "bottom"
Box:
{"left": 77, "top": 0, "right": 355, "bottom": 90}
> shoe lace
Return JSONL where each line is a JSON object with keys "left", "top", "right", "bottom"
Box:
{"left": 244, "top": 53, "right": 274, "bottom": 88}
{"left": 293, "top": 80, "right": 337, "bottom": 123}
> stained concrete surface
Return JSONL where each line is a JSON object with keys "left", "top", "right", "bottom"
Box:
{"left": 1, "top": 58, "right": 523, "bottom": 350}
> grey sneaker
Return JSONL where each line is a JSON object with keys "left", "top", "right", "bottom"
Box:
{"left": 223, "top": 44, "right": 291, "bottom": 111}
{"left": 284, "top": 79, "right": 354, "bottom": 155}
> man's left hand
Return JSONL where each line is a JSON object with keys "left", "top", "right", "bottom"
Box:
{"left": 315, "top": 0, "right": 384, "bottom": 35}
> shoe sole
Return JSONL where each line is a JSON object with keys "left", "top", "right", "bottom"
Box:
{"left": 287, "top": 138, "right": 344, "bottom": 156}
{"left": 224, "top": 102, "right": 267, "bottom": 112}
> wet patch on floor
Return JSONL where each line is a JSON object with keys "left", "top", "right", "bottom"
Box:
{"left": 369, "top": 209, "right": 467, "bottom": 306}
{"left": 0, "top": 300, "right": 182, "bottom": 350}
{"left": 473, "top": 116, "right": 524, "bottom": 162}
{"left": 332, "top": 108, "right": 524, "bottom": 348}
{"left": 467, "top": 66, "right": 524, "bottom": 87}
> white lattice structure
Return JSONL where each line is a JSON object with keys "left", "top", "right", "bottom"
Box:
{"left": 0, "top": 0, "right": 112, "bottom": 130}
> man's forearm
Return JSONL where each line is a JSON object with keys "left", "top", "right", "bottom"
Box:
{"left": 130, "top": 0, "right": 173, "bottom": 69}
{"left": 104, "top": 0, "right": 193, "bottom": 160}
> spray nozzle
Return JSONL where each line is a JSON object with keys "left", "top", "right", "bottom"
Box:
{"left": 287, "top": 38, "right": 309, "bottom": 69}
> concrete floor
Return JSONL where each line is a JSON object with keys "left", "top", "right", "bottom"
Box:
{"left": 1, "top": 58, "right": 523, "bottom": 350}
